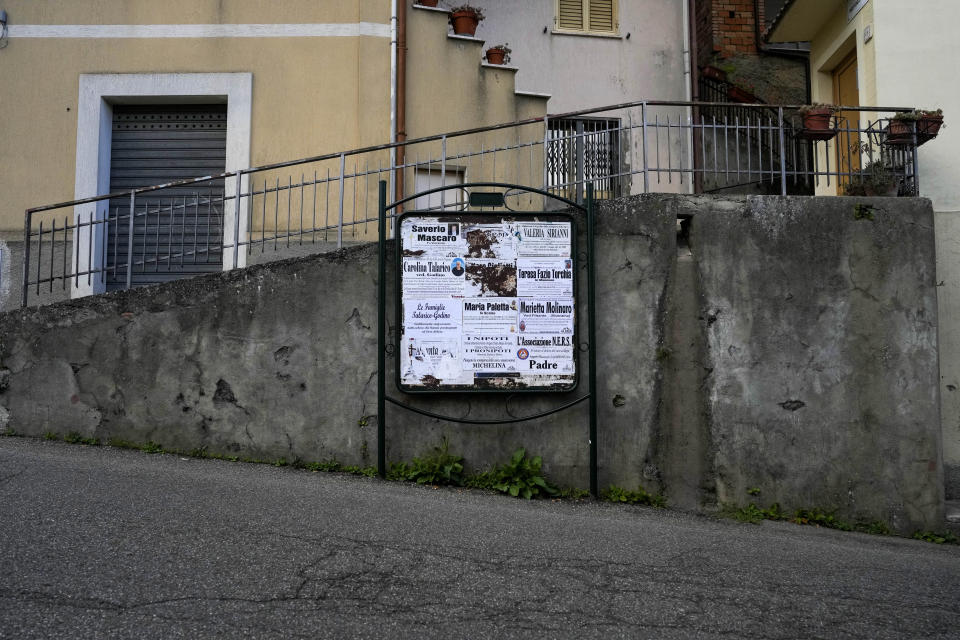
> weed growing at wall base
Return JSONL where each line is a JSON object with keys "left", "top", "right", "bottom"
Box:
{"left": 388, "top": 438, "right": 465, "bottom": 485}
{"left": 912, "top": 530, "right": 959, "bottom": 545}
{"left": 721, "top": 501, "right": 893, "bottom": 536}
{"left": 601, "top": 485, "right": 667, "bottom": 508}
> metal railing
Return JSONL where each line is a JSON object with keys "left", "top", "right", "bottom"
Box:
{"left": 20, "top": 99, "right": 930, "bottom": 307}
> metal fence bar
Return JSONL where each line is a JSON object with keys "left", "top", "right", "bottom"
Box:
{"left": 18, "top": 100, "right": 940, "bottom": 307}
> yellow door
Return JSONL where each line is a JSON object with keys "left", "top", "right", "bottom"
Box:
{"left": 833, "top": 51, "right": 860, "bottom": 193}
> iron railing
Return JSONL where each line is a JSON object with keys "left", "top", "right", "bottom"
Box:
{"left": 20, "top": 99, "right": 931, "bottom": 307}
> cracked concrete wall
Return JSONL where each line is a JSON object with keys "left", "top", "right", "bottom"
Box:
{"left": 0, "top": 194, "right": 944, "bottom": 531}
{"left": 0, "top": 196, "right": 676, "bottom": 492}
{"left": 690, "top": 196, "right": 943, "bottom": 532}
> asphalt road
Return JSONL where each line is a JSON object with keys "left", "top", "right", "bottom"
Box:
{"left": 1, "top": 437, "right": 959, "bottom": 639}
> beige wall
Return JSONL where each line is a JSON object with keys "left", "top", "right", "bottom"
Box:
{"left": 869, "top": 0, "right": 960, "bottom": 495}
{"left": 0, "top": 0, "right": 392, "bottom": 233}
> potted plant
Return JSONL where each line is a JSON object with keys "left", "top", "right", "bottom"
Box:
{"left": 798, "top": 103, "right": 838, "bottom": 139}
{"left": 449, "top": 4, "right": 484, "bottom": 36}
{"left": 918, "top": 108, "right": 944, "bottom": 143}
{"left": 485, "top": 43, "right": 511, "bottom": 65}
{"left": 843, "top": 159, "right": 898, "bottom": 197}
{"left": 886, "top": 110, "right": 920, "bottom": 144}
{"left": 416, "top": 0, "right": 440, "bottom": 6}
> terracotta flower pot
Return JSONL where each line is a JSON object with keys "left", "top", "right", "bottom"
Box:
{"left": 450, "top": 9, "right": 480, "bottom": 36}
{"left": 417, "top": 0, "right": 439, "bottom": 6}
{"left": 918, "top": 114, "right": 944, "bottom": 142}
{"left": 486, "top": 48, "right": 506, "bottom": 64}
{"left": 802, "top": 108, "right": 834, "bottom": 131}
{"left": 885, "top": 119, "right": 915, "bottom": 144}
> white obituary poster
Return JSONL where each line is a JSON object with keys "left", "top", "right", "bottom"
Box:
{"left": 516, "top": 334, "right": 575, "bottom": 375}
{"left": 462, "top": 298, "right": 517, "bottom": 335}
{"left": 514, "top": 222, "right": 572, "bottom": 258}
{"left": 401, "top": 258, "right": 465, "bottom": 298}
{"left": 462, "top": 335, "right": 517, "bottom": 373}
{"left": 516, "top": 258, "right": 574, "bottom": 298}
{"left": 402, "top": 217, "right": 467, "bottom": 257}
{"left": 517, "top": 298, "right": 575, "bottom": 335}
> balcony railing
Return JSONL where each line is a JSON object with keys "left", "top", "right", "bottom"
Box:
{"left": 19, "top": 99, "right": 935, "bottom": 307}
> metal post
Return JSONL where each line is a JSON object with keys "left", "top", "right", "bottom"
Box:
{"left": 233, "top": 170, "right": 243, "bottom": 270}
{"left": 912, "top": 121, "right": 921, "bottom": 195}
{"left": 126, "top": 191, "right": 136, "bottom": 290}
{"left": 575, "top": 121, "right": 585, "bottom": 203}
{"left": 542, "top": 116, "right": 550, "bottom": 208}
{"left": 641, "top": 102, "right": 650, "bottom": 193}
{"left": 377, "top": 180, "right": 388, "bottom": 478}
{"left": 21, "top": 210, "right": 32, "bottom": 307}
{"left": 587, "top": 183, "right": 598, "bottom": 497}
{"left": 441, "top": 135, "right": 447, "bottom": 211}
{"left": 338, "top": 153, "right": 346, "bottom": 248}
{"left": 778, "top": 106, "right": 787, "bottom": 196}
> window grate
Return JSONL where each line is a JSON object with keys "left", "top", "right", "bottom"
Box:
{"left": 547, "top": 117, "right": 622, "bottom": 202}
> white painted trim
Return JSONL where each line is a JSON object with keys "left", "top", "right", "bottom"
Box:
{"left": 73, "top": 73, "right": 252, "bottom": 297}
{"left": 8, "top": 23, "right": 390, "bottom": 39}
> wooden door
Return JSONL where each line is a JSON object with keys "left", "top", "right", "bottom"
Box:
{"left": 833, "top": 51, "right": 860, "bottom": 193}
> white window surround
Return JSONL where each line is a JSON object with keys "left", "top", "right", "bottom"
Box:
{"left": 73, "top": 72, "right": 252, "bottom": 297}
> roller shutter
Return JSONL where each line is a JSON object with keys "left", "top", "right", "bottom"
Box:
{"left": 107, "top": 104, "right": 227, "bottom": 289}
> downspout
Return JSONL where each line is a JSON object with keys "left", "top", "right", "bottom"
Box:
{"left": 395, "top": 0, "right": 408, "bottom": 211}
{"left": 390, "top": 0, "right": 398, "bottom": 210}
{"left": 685, "top": 0, "right": 699, "bottom": 194}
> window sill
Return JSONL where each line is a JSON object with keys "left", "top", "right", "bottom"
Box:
{"left": 551, "top": 29, "right": 622, "bottom": 40}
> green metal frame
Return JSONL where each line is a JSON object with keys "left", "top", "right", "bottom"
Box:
{"left": 377, "top": 181, "right": 599, "bottom": 495}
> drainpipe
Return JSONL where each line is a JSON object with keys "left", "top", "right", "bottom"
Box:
{"left": 390, "top": 0, "right": 398, "bottom": 208}
{"left": 685, "top": 0, "right": 700, "bottom": 194}
{"left": 395, "top": 0, "right": 408, "bottom": 211}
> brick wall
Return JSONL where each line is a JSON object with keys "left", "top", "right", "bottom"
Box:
{"left": 698, "top": 0, "right": 765, "bottom": 58}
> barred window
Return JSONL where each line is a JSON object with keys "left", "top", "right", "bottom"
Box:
{"left": 556, "top": 0, "right": 618, "bottom": 34}
{"left": 547, "top": 117, "right": 623, "bottom": 202}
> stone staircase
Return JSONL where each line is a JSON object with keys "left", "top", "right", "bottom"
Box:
{"left": 408, "top": 4, "right": 549, "bottom": 138}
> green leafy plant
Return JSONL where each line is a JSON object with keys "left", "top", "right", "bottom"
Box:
{"left": 559, "top": 487, "right": 590, "bottom": 500}
{"left": 722, "top": 502, "right": 786, "bottom": 523}
{"left": 798, "top": 103, "right": 837, "bottom": 115}
{"left": 482, "top": 447, "right": 558, "bottom": 499}
{"left": 792, "top": 508, "right": 852, "bottom": 531}
{"left": 844, "top": 160, "right": 897, "bottom": 197}
{"left": 140, "top": 441, "right": 163, "bottom": 454}
{"left": 341, "top": 465, "right": 377, "bottom": 478}
{"left": 449, "top": 3, "right": 485, "bottom": 21}
{"left": 857, "top": 520, "right": 892, "bottom": 536}
{"left": 64, "top": 431, "right": 98, "bottom": 445}
{"left": 43, "top": 432, "right": 59, "bottom": 441}
{"left": 601, "top": 485, "right": 667, "bottom": 508}
{"left": 388, "top": 438, "right": 465, "bottom": 485}
{"left": 305, "top": 459, "right": 343, "bottom": 472}
{"left": 891, "top": 110, "right": 922, "bottom": 122}
{"left": 912, "top": 530, "right": 959, "bottom": 545}
{"left": 746, "top": 487, "right": 761, "bottom": 496}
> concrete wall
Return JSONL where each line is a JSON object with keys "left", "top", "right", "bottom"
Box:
{"left": 691, "top": 196, "right": 942, "bottom": 532}
{"left": 0, "top": 194, "right": 943, "bottom": 532}
{"left": 769, "top": 0, "right": 960, "bottom": 499}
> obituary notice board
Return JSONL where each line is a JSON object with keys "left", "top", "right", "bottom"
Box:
{"left": 397, "top": 212, "right": 577, "bottom": 393}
